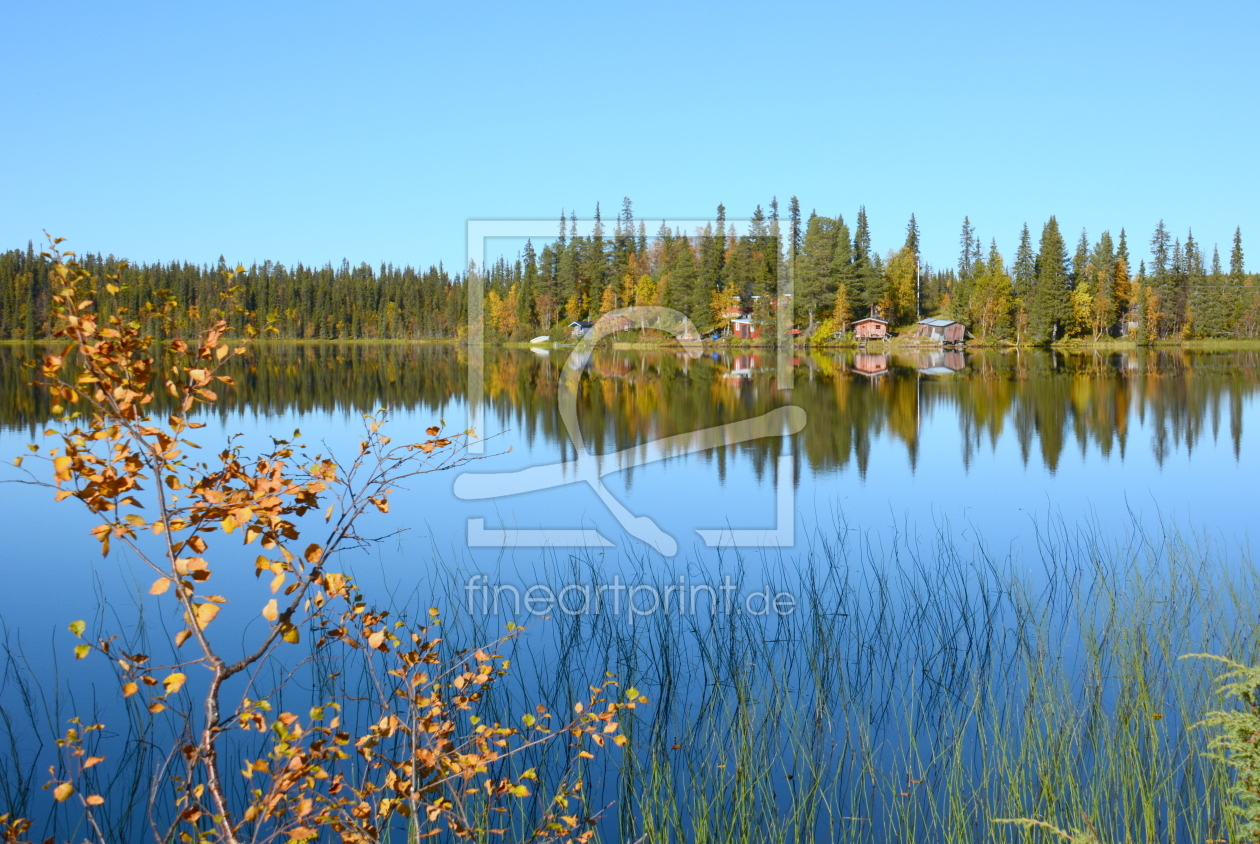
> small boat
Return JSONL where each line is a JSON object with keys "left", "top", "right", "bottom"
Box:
{"left": 529, "top": 335, "right": 551, "bottom": 344}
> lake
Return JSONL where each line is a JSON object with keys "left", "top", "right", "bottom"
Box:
{"left": 1, "top": 342, "right": 1258, "bottom": 842}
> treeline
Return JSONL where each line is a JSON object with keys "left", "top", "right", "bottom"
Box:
{"left": 947, "top": 218, "right": 1259, "bottom": 343}
{"left": 0, "top": 243, "right": 465, "bottom": 339}
{"left": 480, "top": 199, "right": 953, "bottom": 340}
{"left": 0, "top": 200, "right": 1253, "bottom": 343}
{"left": 480, "top": 202, "right": 1257, "bottom": 344}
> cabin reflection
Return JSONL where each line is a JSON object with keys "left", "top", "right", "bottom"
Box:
{"left": 852, "top": 352, "right": 891, "bottom": 378}
{"left": 913, "top": 349, "right": 967, "bottom": 375}
{"left": 0, "top": 345, "right": 1254, "bottom": 479}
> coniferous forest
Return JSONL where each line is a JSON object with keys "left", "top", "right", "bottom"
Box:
{"left": 1, "top": 198, "right": 1254, "bottom": 344}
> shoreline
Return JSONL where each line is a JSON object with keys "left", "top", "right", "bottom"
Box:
{"left": 5, "top": 336, "right": 1260, "bottom": 352}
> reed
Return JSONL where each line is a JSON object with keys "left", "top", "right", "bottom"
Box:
{"left": 418, "top": 515, "right": 1259, "bottom": 843}
{"left": 2, "top": 513, "right": 1256, "bottom": 842}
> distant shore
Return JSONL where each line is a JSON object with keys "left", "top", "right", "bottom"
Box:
{"left": 5, "top": 335, "right": 1260, "bottom": 352}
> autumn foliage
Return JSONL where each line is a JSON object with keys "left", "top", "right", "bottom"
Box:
{"left": 11, "top": 241, "right": 641, "bottom": 844}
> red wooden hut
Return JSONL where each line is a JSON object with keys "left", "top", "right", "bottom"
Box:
{"left": 851, "top": 317, "right": 889, "bottom": 340}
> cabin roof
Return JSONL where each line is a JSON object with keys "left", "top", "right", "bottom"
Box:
{"left": 917, "top": 317, "right": 960, "bottom": 327}
{"left": 852, "top": 317, "right": 888, "bottom": 325}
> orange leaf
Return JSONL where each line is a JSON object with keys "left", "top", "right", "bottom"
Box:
{"left": 192, "top": 603, "right": 219, "bottom": 629}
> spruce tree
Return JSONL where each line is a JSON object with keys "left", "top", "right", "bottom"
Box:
{"left": 958, "top": 217, "right": 975, "bottom": 279}
{"left": 831, "top": 215, "right": 856, "bottom": 312}
{"left": 1072, "top": 230, "right": 1089, "bottom": 291}
{"left": 905, "top": 213, "right": 920, "bottom": 257}
{"left": 613, "top": 197, "right": 636, "bottom": 282}
{"left": 1149, "top": 221, "right": 1173, "bottom": 337}
{"left": 789, "top": 196, "right": 802, "bottom": 255}
{"left": 1150, "top": 220, "right": 1170, "bottom": 277}
{"left": 1205, "top": 244, "right": 1227, "bottom": 336}
{"left": 1114, "top": 229, "right": 1131, "bottom": 332}
{"left": 797, "top": 215, "right": 838, "bottom": 327}
{"left": 698, "top": 218, "right": 725, "bottom": 323}
{"left": 853, "top": 207, "right": 881, "bottom": 314}
{"left": 1029, "top": 216, "right": 1069, "bottom": 343}
{"left": 517, "top": 240, "right": 538, "bottom": 334}
{"left": 1013, "top": 223, "right": 1036, "bottom": 301}
{"left": 1185, "top": 230, "right": 1212, "bottom": 336}
{"left": 1231, "top": 227, "right": 1245, "bottom": 279}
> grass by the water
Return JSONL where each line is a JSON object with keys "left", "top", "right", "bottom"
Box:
{"left": 417, "top": 516, "right": 1257, "bottom": 843}
{"left": 2, "top": 516, "right": 1255, "bottom": 843}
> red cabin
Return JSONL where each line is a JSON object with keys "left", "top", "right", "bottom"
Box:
{"left": 851, "top": 317, "right": 889, "bottom": 340}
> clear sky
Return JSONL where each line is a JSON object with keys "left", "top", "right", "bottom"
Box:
{"left": 2, "top": 0, "right": 1256, "bottom": 274}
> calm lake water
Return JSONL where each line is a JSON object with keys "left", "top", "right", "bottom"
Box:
{"left": 0, "top": 341, "right": 1257, "bottom": 648}
{"left": 6, "top": 342, "right": 1254, "bottom": 554}
{"left": 1, "top": 343, "right": 1258, "bottom": 841}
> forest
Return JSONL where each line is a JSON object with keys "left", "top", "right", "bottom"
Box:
{"left": 0, "top": 198, "right": 1254, "bottom": 344}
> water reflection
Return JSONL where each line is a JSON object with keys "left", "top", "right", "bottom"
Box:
{"left": 0, "top": 344, "right": 1253, "bottom": 476}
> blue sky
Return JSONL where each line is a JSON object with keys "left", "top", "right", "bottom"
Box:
{"left": 2, "top": 0, "right": 1256, "bottom": 274}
